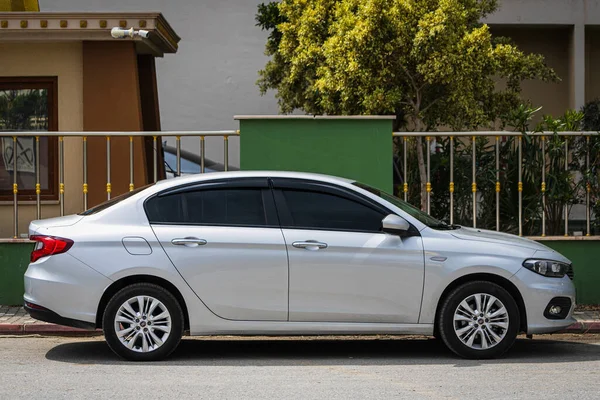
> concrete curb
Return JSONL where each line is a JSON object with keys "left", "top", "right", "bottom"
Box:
{"left": 0, "top": 323, "right": 102, "bottom": 336}
{"left": 0, "top": 324, "right": 23, "bottom": 334}
{"left": 558, "top": 321, "right": 600, "bottom": 334}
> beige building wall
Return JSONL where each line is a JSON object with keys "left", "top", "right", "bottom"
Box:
{"left": 0, "top": 42, "right": 83, "bottom": 238}
{"left": 490, "top": 26, "right": 571, "bottom": 120}
{"left": 585, "top": 26, "right": 600, "bottom": 102}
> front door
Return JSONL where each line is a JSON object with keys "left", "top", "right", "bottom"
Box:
{"left": 272, "top": 179, "right": 425, "bottom": 323}
{"left": 147, "top": 178, "right": 288, "bottom": 321}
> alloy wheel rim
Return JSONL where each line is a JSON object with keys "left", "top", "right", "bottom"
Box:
{"left": 453, "top": 293, "right": 509, "bottom": 350}
{"left": 114, "top": 295, "right": 172, "bottom": 353}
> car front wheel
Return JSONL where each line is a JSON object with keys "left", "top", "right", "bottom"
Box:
{"left": 103, "top": 283, "right": 184, "bottom": 361}
{"left": 438, "top": 281, "right": 520, "bottom": 359}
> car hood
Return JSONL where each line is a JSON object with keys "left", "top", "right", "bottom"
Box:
{"left": 450, "top": 227, "right": 552, "bottom": 252}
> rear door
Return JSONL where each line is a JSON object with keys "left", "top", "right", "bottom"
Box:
{"left": 147, "top": 178, "right": 289, "bottom": 321}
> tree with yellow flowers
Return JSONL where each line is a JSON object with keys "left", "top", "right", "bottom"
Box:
{"left": 256, "top": 0, "right": 558, "bottom": 210}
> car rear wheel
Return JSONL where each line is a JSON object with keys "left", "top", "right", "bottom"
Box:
{"left": 103, "top": 283, "right": 184, "bottom": 361}
{"left": 438, "top": 281, "right": 519, "bottom": 359}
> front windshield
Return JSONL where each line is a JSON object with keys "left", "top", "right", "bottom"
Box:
{"left": 352, "top": 182, "right": 456, "bottom": 230}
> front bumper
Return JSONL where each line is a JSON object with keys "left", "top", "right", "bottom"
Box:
{"left": 510, "top": 267, "right": 577, "bottom": 334}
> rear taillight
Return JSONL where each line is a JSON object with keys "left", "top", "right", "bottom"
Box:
{"left": 30, "top": 235, "right": 74, "bottom": 262}
{"left": 25, "top": 301, "right": 50, "bottom": 311}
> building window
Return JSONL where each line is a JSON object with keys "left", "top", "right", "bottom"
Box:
{"left": 0, "top": 77, "right": 58, "bottom": 201}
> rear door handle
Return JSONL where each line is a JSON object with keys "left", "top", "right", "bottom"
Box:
{"left": 292, "top": 240, "right": 328, "bottom": 250}
{"left": 171, "top": 237, "right": 207, "bottom": 247}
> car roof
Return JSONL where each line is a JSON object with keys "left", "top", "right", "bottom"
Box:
{"left": 92, "top": 169, "right": 428, "bottom": 232}
{"left": 152, "top": 170, "right": 355, "bottom": 189}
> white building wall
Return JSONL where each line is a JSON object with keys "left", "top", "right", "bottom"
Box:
{"left": 485, "top": 0, "right": 595, "bottom": 25}
{"left": 41, "top": 0, "right": 280, "bottom": 166}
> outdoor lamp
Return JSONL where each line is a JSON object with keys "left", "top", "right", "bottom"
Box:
{"left": 110, "top": 27, "right": 150, "bottom": 39}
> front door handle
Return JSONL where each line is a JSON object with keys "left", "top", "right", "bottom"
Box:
{"left": 171, "top": 237, "right": 207, "bottom": 247}
{"left": 292, "top": 240, "right": 328, "bottom": 250}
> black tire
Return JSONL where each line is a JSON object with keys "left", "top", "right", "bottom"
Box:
{"left": 103, "top": 283, "right": 184, "bottom": 361}
{"left": 438, "top": 281, "right": 520, "bottom": 359}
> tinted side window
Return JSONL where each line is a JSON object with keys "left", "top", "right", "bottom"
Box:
{"left": 146, "top": 188, "right": 268, "bottom": 226}
{"left": 281, "top": 189, "right": 385, "bottom": 232}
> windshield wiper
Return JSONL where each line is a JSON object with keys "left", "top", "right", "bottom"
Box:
{"left": 430, "top": 223, "right": 462, "bottom": 230}
{"left": 430, "top": 223, "right": 453, "bottom": 230}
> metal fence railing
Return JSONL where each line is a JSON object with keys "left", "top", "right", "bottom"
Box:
{"left": 393, "top": 131, "right": 599, "bottom": 237}
{"left": 2, "top": 130, "right": 598, "bottom": 239}
{"left": 1, "top": 131, "right": 238, "bottom": 238}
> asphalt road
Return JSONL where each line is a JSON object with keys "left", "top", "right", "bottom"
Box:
{"left": 0, "top": 334, "right": 599, "bottom": 399}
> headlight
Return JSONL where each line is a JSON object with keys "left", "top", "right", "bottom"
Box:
{"left": 523, "top": 259, "right": 569, "bottom": 278}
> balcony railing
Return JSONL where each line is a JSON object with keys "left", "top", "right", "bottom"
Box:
{"left": 1, "top": 131, "right": 238, "bottom": 238}
{"left": 393, "top": 131, "right": 599, "bottom": 238}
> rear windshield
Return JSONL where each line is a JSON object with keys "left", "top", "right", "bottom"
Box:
{"left": 78, "top": 184, "right": 152, "bottom": 216}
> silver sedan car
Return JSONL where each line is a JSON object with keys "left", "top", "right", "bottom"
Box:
{"left": 24, "top": 171, "right": 576, "bottom": 361}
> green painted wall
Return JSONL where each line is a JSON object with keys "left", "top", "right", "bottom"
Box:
{"left": 538, "top": 241, "right": 600, "bottom": 304}
{"left": 239, "top": 117, "right": 394, "bottom": 193}
{"left": 0, "top": 242, "right": 33, "bottom": 305}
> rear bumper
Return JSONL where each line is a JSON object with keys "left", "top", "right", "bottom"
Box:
{"left": 24, "top": 302, "right": 96, "bottom": 330}
{"left": 24, "top": 253, "right": 112, "bottom": 325}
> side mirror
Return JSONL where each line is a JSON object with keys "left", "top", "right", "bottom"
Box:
{"left": 382, "top": 214, "right": 410, "bottom": 235}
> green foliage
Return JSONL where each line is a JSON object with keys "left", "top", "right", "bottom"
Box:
{"left": 0, "top": 89, "right": 48, "bottom": 131}
{"left": 257, "top": 0, "right": 558, "bottom": 131}
{"left": 582, "top": 99, "right": 600, "bottom": 131}
{"left": 505, "top": 104, "right": 542, "bottom": 134}
{"left": 575, "top": 99, "right": 600, "bottom": 231}
{"left": 416, "top": 106, "right": 594, "bottom": 236}
{"left": 256, "top": 2, "right": 288, "bottom": 54}
{"left": 536, "top": 112, "right": 582, "bottom": 235}
{"left": 257, "top": 0, "right": 559, "bottom": 211}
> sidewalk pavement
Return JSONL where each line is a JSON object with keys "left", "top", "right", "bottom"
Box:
{"left": 1, "top": 306, "right": 599, "bottom": 336}
{"left": 0, "top": 306, "right": 101, "bottom": 336}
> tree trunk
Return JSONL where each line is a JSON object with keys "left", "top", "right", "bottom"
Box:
{"left": 416, "top": 137, "right": 427, "bottom": 211}
{"left": 414, "top": 117, "right": 427, "bottom": 211}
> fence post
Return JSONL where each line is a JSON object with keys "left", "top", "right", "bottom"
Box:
{"left": 449, "top": 136, "right": 454, "bottom": 225}
{"left": 472, "top": 136, "right": 477, "bottom": 228}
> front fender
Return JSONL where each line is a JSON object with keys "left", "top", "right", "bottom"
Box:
{"left": 418, "top": 236, "right": 531, "bottom": 324}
